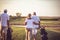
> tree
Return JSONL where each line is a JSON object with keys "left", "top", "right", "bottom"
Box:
{"left": 16, "top": 13, "right": 21, "bottom": 17}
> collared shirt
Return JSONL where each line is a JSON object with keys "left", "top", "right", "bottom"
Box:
{"left": 32, "top": 15, "right": 40, "bottom": 28}
{"left": 1, "top": 13, "right": 9, "bottom": 27}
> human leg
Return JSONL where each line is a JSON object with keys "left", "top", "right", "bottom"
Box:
{"left": 32, "top": 29, "right": 37, "bottom": 40}
{"left": 25, "top": 28, "right": 29, "bottom": 40}
{"left": 29, "top": 29, "right": 32, "bottom": 40}
{"left": 2, "top": 27, "right": 7, "bottom": 40}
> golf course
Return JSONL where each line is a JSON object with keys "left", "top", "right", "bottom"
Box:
{"left": 11, "top": 26, "right": 60, "bottom": 40}
{"left": 9, "top": 17, "right": 60, "bottom": 40}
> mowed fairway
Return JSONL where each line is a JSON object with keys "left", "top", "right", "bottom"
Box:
{"left": 11, "top": 26, "right": 60, "bottom": 40}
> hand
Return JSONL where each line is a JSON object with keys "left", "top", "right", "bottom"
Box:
{"left": 33, "top": 22, "right": 39, "bottom": 25}
{"left": 37, "top": 25, "right": 41, "bottom": 29}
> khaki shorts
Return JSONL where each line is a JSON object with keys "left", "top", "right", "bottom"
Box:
{"left": 1, "top": 26, "right": 8, "bottom": 35}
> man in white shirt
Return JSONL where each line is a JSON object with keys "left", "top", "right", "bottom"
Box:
{"left": 1, "top": 9, "right": 9, "bottom": 40}
{"left": 31, "top": 12, "right": 40, "bottom": 40}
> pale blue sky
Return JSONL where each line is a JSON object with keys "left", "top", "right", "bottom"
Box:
{"left": 0, "top": 0, "right": 60, "bottom": 16}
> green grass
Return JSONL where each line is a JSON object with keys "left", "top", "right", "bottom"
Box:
{"left": 10, "top": 18, "right": 25, "bottom": 24}
{"left": 9, "top": 18, "right": 60, "bottom": 40}
{"left": 10, "top": 18, "right": 60, "bottom": 25}
{"left": 12, "top": 27, "right": 25, "bottom": 40}
{"left": 11, "top": 27, "right": 60, "bottom": 40}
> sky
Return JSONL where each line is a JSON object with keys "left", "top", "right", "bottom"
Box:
{"left": 0, "top": 0, "right": 60, "bottom": 16}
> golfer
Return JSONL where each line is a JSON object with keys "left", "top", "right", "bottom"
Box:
{"left": 1, "top": 9, "right": 9, "bottom": 40}
{"left": 31, "top": 12, "right": 40, "bottom": 40}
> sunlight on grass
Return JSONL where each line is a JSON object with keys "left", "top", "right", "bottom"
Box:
{"left": 11, "top": 26, "right": 60, "bottom": 40}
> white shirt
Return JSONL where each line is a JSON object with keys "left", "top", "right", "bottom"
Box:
{"left": 25, "top": 18, "right": 34, "bottom": 28}
{"left": 32, "top": 15, "right": 40, "bottom": 28}
{"left": 1, "top": 13, "right": 9, "bottom": 27}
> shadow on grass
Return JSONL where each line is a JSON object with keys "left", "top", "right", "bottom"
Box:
{"left": 47, "top": 30, "right": 60, "bottom": 40}
{"left": 36, "top": 30, "right": 60, "bottom": 40}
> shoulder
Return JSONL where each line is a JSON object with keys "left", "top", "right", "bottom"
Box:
{"left": 34, "top": 16, "right": 39, "bottom": 18}
{"left": 2, "top": 13, "right": 8, "bottom": 16}
{"left": 37, "top": 16, "right": 40, "bottom": 20}
{"left": 36, "top": 16, "right": 39, "bottom": 18}
{"left": 31, "top": 15, "right": 36, "bottom": 17}
{"left": 31, "top": 15, "right": 37, "bottom": 19}
{"left": 5, "top": 14, "right": 9, "bottom": 17}
{"left": 5, "top": 13, "right": 9, "bottom": 16}
{"left": 1, "top": 13, "right": 4, "bottom": 15}
{"left": 1, "top": 13, "right": 4, "bottom": 17}
{"left": 25, "top": 18, "right": 28, "bottom": 22}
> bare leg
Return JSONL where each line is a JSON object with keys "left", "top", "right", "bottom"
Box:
{"left": 1, "top": 33, "right": 4, "bottom": 40}
{"left": 30, "top": 30, "right": 32, "bottom": 40}
{"left": 26, "top": 30, "right": 28, "bottom": 40}
{"left": 2, "top": 33, "right": 7, "bottom": 40}
{"left": 33, "top": 29, "right": 37, "bottom": 40}
{"left": 2, "top": 27, "right": 7, "bottom": 40}
{"left": 33, "top": 35, "right": 36, "bottom": 40}
{"left": 4, "top": 33, "right": 7, "bottom": 40}
{"left": 0, "top": 32, "right": 2, "bottom": 40}
{"left": 1, "top": 32, "right": 5, "bottom": 40}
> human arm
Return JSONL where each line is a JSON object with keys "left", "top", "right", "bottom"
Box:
{"left": 25, "top": 18, "right": 27, "bottom": 25}
{"left": 7, "top": 20, "right": 9, "bottom": 28}
{"left": 7, "top": 15, "right": 10, "bottom": 28}
{"left": 38, "top": 21, "right": 40, "bottom": 28}
{"left": 25, "top": 22, "right": 27, "bottom": 25}
{"left": 33, "top": 22, "right": 39, "bottom": 25}
{"left": 38, "top": 17, "right": 40, "bottom": 29}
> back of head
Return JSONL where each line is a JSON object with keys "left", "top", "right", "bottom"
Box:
{"left": 27, "top": 13, "right": 31, "bottom": 19}
{"left": 4, "top": 9, "right": 7, "bottom": 13}
{"left": 33, "top": 12, "right": 36, "bottom": 15}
